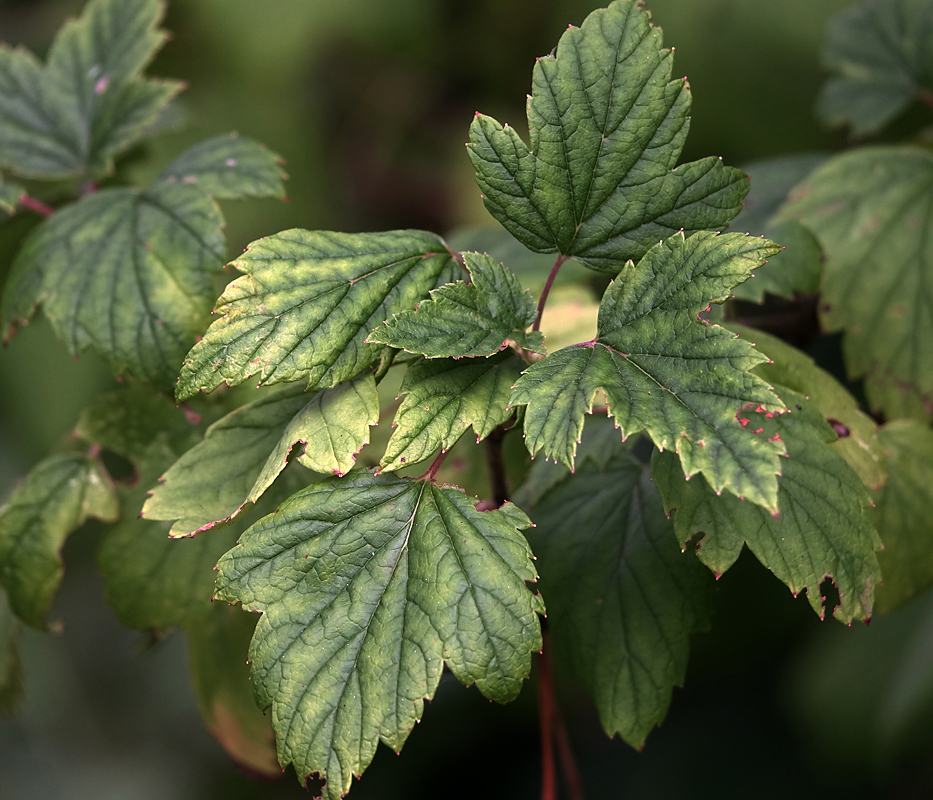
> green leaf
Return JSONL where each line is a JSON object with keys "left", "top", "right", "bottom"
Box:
{"left": 368, "top": 251, "right": 544, "bottom": 357}
{"left": 872, "top": 421, "right": 933, "bottom": 612}
{"left": 0, "top": 590, "right": 24, "bottom": 713}
{"left": 381, "top": 352, "right": 522, "bottom": 471}
{"left": 652, "top": 389, "right": 881, "bottom": 623}
{"left": 520, "top": 424, "right": 714, "bottom": 748}
{"left": 467, "top": 0, "right": 748, "bottom": 271}
{"left": 2, "top": 183, "right": 226, "bottom": 388}
{"left": 864, "top": 368, "right": 933, "bottom": 424}
{"left": 0, "top": 0, "right": 181, "bottom": 180}
{"left": 817, "top": 0, "right": 933, "bottom": 136}
{"left": 176, "top": 229, "right": 459, "bottom": 398}
{"left": 214, "top": 473, "right": 544, "bottom": 798}
{"left": 186, "top": 603, "right": 278, "bottom": 777}
{"left": 0, "top": 452, "right": 119, "bottom": 629}
{"left": 159, "top": 132, "right": 287, "bottom": 200}
{"left": 0, "top": 179, "right": 23, "bottom": 214}
{"left": 144, "top": 375, "right": 378, "bottom": 537}
{"left": 727, "top": 323, "right": 888, "bottom": 491}
{"left": 779, "top": 146, "right": 933, "bottom": 414}
{"left": 511, "top": 231, "right": 785, "bottom": 511}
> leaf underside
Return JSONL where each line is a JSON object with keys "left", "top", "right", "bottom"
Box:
{"left": 511, "top": 231, "right": 786, "bottom": 511}
{"left": 215, "top": 473, "right": 544, "bottom": 799}
{"left": 653, "top": 388, "right": 881, "bottom": 623}
{"left": 467, "top": 0, "right": 749, "bottom": 271}
{"left": 521, "top": 426, "right": 714, "bottom": 747}
{"left": 176, "top": 229, "right": 460, "bottom": 398}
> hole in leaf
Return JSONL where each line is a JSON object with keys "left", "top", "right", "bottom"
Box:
{"left": 819, "top": 576, "right": 840, "bottom": 618}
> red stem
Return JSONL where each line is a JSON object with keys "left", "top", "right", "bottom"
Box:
{"left": 419, "top": 449, "right": 450, "bottom": 482}
{"left": 538, "top": 639, "right": 558, "bottom": 800}
{"left": 20, "top": 194, "right": 54, "bottom": 218}
{"left": 533, "top": 255, "right": 568, "bottom": 333}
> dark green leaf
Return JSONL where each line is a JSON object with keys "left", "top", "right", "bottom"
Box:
{"left": 368, "top": 251, "right": 544, "bottom": 357}
{"left": 872, "top": 421, "right": 933, "bottom": 612}
{"left": 731, "top": 219, "right": 821, "bottom": 303}
{"left": 0, "top": 452, "right": 119, "bottom": 629}
{"left": 144, "top": 375, "right": 378, "bottom": 537}
{"left": 467, "top": 0, "right": 748, "bottom": 271}
{"left": 159, "top": 132, "right": 287, "bottom": 200}
{"left": 653, "top": 389, "right": 881, "bottom": 622}
{"left": 186, "top": 603, "right": 278, "bottom": 776}
{"left": 215, "top": 473, "right": 543, "bottom": 798}
{"left": 864, "top": 368, "right": 933, "bottom": 424}
{"left": 779, "top": 146, "right": 933, "bottom": 415}
{"left": 381, "top": 352, "right": 522, "bottom": 471}
{"left": 0, "top": 590, "right": 24, "bottom": 713}
{"left": 521, "top": 425, "right": 713, "bottom": 747}
{"left": 0, "top": 0, "right": 181, "bottom": 180}
{"left": 728, "top": 323, "right": 888, "bottom": 490}
{"left": 817, "top": 0, "right": 933, "bottom": 136}
{"left": 2, "top": 183, "right": 226, "bottom": 388}
{"left": 176, "top": 229, "right": 459, "bottom": 398}
{"left": 511, "top": 231, "right": 785, "bottom": 512}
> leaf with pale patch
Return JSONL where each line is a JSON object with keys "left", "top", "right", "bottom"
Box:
{"left": 517, "top": 422, "right": 713, "bottom": 748}
{"left": 652, "top": 388, "right": 881, "bottom": 623}
{"left": 871, "top": 421, "right": 933, "bottom": 612}
{"left": 817, "top": 0, "right": 933, "bottom": 136}
{"left": 779, "top": 146, "right": 933, "bottom": 418}
{"left": 369, "top": 251, "right": 543, "bottom": 357}
{"left": 0, "top": 452, "right": 119, "bottom": 629}
{"left": 0, "top": 0, "right": 181, "bottom": 180}
{"left": 214, "top": 473, "right": 544, "bottom": 799}
{"left": 176, "top": 230, "right": 459, "bottom": 398}
{"left": 467, "top": 0, "right": 748, "bottom": 271}
{"left": 2, "top": 183, "right": 226, "bottom": 388}
{"left": 159, "top": 132, "right": 287, "bottom": 200}
{"left": 381, "top": 352, "right": 522, "bottom": 471}
{"left": 511, "top": 231, "right": 786, "bottom": 512}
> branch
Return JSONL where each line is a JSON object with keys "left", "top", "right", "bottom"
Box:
{"left": 419, "top": 449, "right": 450, "bottom": 483}
{"left": 533, "top": 254, "right": 569, "bottom": 333}
{"left": 19, "top": 195, "right": 54, "bottom": 218}
{"left": 538, "top": 636, "right": 558, "bottom": 800}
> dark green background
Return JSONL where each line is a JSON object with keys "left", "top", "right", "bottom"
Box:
{"left": 2, "top": 1, "right": 933, "bottom": 798}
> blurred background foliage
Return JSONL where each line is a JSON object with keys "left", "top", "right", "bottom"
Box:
{"left": 2, "top": 0, "right": 933, "bottom": 798}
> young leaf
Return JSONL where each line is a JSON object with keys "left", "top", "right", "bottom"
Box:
{"left": 0, "top": 0, "right": 181, "bottom": 180}
{"left": 817, "top": 0, "right": 933, "bottom": 136}
{"left": 368, "top": 251, "right": 544, "bottom": 357}
{"left": 779, "top": 146, "right": 933, "bottom": 415}
{"left": 467, "top": 0, "right": 749, "bottom": 271}
{"left": 517, "top": 426, "right": 714, "bottom": 748}
{"left": 186, "top": 604, "right": 278, "bottom": 777}
{"left": 176, "top": 230, "right": 459, "bottom": 398}
{"left": 0, "top": 452, "right": 119, "bottom": 629}
{"left": 511, "top": 231, "right": 786, "bottom": 512}
{"left": 144, "top": 375, "right": 378, "bottom": 537}
{"left": 871, "top": 421, "right": 933, "bottom": 612}
{"left": 727, "top": 323, "right": 888, "bottom": 491}
{"left": 2, "top": 183, "right": 226, "bottom": 388}
{"left": 380, "top": 352, "right": 522, "bottom": 471}
{"left": 159, "top": 132, "right": 287, "bottom": 200}
{"left": 214, "top": 473, "right": 544, "bottom": 798}
{"left": 652, "top": 389, "right": 881, "bottom": 623}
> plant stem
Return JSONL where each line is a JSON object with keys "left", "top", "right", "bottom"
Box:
{"left": 420, "top": 449, "right": 450, "bottom": 482}
{"left": 483, "top": 426, "right": 509, "bottom": 507}
{"left": 538, "top": 635, "right": 558, "bottom": 800}
{"left": 19, "top": 195, "right": 54, "bottom": 218}
{"left": 533, "top": 255, "right": 568, "bottom": 333}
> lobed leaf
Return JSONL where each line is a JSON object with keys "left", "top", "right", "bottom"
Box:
{"left": 368, "top": 251, "right": 544, "bottom": 357}
{"left": 817, "top": 0, "right": 933, "bottom": 136}
{"left": 467, "top": 0, "right": 748, "bottom": 271}
{"left": 159, "top": 132, "right": 288, "bottom": 200}
{"left": 511, "top": 231, "right": 786, "bottom": 512}
{"left": 0, "top": 452, "right": 119, "bottom": 629}
{"left": 653, "top": 389, "right": 881, "bottom": 623}
{"left": 779, "top": 146, "right": 933, "bottom": 417}
{"left": 0, "top": 0, "right": 181, "bottom": 180}
{"left": 381, "top": 352, "right": 522, "bottom": 471}
{"left": 2, "top": 183, "right": 226, "bottom": 388}
{"left": 176, "top": 229, "right": 459, "bottom": 398}
{"left": 518, "top": 425, "right": 714, "bottom": 748}
{"left": 215, "top": 473, "right": 544, "bottom": 798}
{"left": 871, "top": 421, "right": 933, "bottom": 612}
